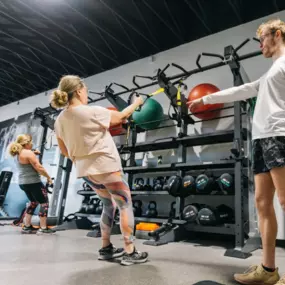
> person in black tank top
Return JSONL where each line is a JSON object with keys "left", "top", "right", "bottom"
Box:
{"left": 9, "top": 134, "right": 55, "bottom": 235}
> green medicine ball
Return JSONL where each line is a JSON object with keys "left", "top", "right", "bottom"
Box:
{"left": 132, "top": 98, "right": 164, "bottom": 130}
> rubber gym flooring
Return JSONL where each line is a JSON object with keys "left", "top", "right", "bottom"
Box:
{"left": 1, "top": 226, "right": 285, "bottom": 285}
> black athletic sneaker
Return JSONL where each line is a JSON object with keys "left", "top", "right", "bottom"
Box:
{"left": 37, "top": 227, "right": 56, "bottom": 235}
{"left": 98, "top": 243, "right": 125, "bottom": 260}
{"left": 120, "top": 248, "right": 148, "bottom": 266}
{"left": 21, "top": 225, "right": 38, "bottom": 234}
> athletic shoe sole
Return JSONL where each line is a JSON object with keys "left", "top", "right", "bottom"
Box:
{"left": 120, "top": 256, "right": 148, "bottom": 266}
{"left": 98, "top": 251, "right": 125, "bottom": 260}
{"left": 36, "top": 231, "right": 56, "bottom": 235}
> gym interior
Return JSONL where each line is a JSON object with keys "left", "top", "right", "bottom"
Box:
{"left": 1, "top": 1, "right": 285, "bottom": 285}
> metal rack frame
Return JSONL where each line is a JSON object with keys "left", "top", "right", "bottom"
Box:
{"left": 33, "top": 38, "right": 262, "bottom": 258}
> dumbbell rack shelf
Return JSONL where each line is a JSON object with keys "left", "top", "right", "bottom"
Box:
{"left": 119, "top": 98, "right": 254, "bottom": 259}
{"left": 123, "top": 160, "right": 236, "bottom": 174}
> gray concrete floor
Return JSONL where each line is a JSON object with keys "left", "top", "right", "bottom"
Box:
{"left": 1, "top": 226, "right": 285, "bottom": 285}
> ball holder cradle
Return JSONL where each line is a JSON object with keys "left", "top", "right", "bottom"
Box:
{"left": 142, "top": 218, "right": 186, "bottom": 246}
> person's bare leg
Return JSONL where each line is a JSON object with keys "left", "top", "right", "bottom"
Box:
{"left": 25, "top": 213, "right": 32, "bottom": 227}
{"left": 270, "top": 165, "right": 285, "bottom": 215}
{"left": 254, "top": 172, "right": 276, "bottom": 269}
{"left": 39, "top": 217, "right": 47, "bottom": 229}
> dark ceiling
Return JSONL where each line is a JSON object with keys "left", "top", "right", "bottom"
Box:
{"left": 0, "top": 0, "right": 284, "bottom": 107}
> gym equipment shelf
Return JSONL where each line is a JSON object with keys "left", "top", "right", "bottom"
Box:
{"left": 124, "top": 160, "right": 236, "bottom": 174}
{"left": 75, "top": 213, "right": 185, "bottom": 225}
{"left": 131, "top": 191, "right": 169, "bottom": 195}
{"left": 184, "top": 224, "right": 235, "bottom": 235}
{"left": 118, "top": 129, "right": 247, "bottom": 154}
{"left": 77, "top": 190, "right": 97, "bottom": 195}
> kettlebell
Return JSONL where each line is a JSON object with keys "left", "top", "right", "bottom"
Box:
{"left": 133, "top": 200, "right": 143, "bottom": 217}
{"left": 134, "top": 178, "right": 144, "bottom": 191}
{"left": 95, "top": 200, "right": 103, "bottom": 215}
{"left": 153, "top": 176, "right": 165, "bottom": 191}
{"left": 144, "top": 178, "right": 152, "bottom": 191}
{"left": 169, "top": 201, "right": 176, "bottom": 218}
{"left": 146, "top": 201, "right": 158, "bottom": 218}
{"left": 86, "top": 199, "right": 96, "bottom": 214}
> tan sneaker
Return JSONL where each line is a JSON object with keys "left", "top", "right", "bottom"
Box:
{"left": 234, "top": 264, "right": 280, "bottom": 285}
{"left": 275, "top": 275, "right": 285, "bottom": 285}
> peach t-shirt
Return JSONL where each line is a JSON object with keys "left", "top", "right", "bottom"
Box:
{"left": 54, "top": 105, "right": 122, "bottom": 178}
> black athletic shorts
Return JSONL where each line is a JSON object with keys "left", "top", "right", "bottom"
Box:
{"left": 19, "top": 182, "right": 48, "bottom": 204}
{"left": 252, "top": 136, "right": 285, "bottom": 175}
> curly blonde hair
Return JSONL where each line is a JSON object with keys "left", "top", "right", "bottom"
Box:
{"left": 8, "top": 134, "right": 32, "bottom": 156}
{"left": 256, "top": 18, "right": 285, "bottom": 42}
{"left": 50, "top": 75, "right": 85, "bottom": 109}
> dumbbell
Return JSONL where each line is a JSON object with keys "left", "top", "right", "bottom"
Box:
{"left": 133, "top": 200, "right": 143, "bottom": 217}
{"left": 133, "top": 178, "right": 144, "bottom": 191}
{"left": 216, "top": 173, "right": 234, "bottom": 194}
{"left": 153, "top": 176, "right": 165, "bottom": 191}
{"left": 216, "top": 204, "right": 234, "bottom": 223}
{"left": 166, "top": 175, "right": 182, "bottom": 197}
{"left": 181, "top": 175, "right": 196, "bottom": 197}
{"left": 182, "top": 203, "right": 202, "bottom": 223}
{"left": 169, "top": 202, "right": 176, "bottom": 218}
{"left": 197, "top": 205, "right": 219, "bottom": 226}
{"left": 146, "top": 201, "right": 158, "bottom": 218}
{"left": 195, "top": 174, "right": 217, "bottom": 194}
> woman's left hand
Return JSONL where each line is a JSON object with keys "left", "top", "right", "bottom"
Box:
{"left": 33, "top": 149, "right": 41, "bottom": 155}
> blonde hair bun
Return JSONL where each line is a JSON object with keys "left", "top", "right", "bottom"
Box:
{"left": 50, "top": 90, "right": 69, "bottom": 109}
{"left": 9, "top": 142, "right": 23, "bottom": 156}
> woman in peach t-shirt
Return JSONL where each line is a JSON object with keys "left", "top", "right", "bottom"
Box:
{"left": 50, "top": 75, "right": 148, "bottom": 266}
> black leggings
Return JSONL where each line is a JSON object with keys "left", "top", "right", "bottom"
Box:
{"left": 19, "top": 182, "right": 49, "bottom": 217}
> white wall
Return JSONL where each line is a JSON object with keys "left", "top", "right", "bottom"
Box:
{"left": 1, "top": 10, "right": 285, "bottom": 239}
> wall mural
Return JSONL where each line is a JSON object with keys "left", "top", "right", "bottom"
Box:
{"left": 0, "top": 113, "right": 43, "bottom": 217}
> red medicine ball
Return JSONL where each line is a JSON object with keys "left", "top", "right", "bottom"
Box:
{"left": 188, "top": 83, "right": 224, "bottom": 120}
{"left": 107, "top": 107, "right": 124, "bottom": 136}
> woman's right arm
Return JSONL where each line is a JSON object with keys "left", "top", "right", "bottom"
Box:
{"left": 27, "top": 151, "right": 52, "bottom": 183}
{"left": 110, "top": 96, "right": 143, "bottom": 126}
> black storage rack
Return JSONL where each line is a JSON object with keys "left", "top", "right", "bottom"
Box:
{"left": 33, "top": 37, "right": 262, "bottom": 259}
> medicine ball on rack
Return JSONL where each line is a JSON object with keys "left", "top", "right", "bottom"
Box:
{"left": 166, "top": 175, "right": 182, "bottom": 197}
{"left": 216, "top": 173, "right": 234, "bottom": 194}
{"left": 188, "top": 83, "right": 224, "bottom": 120}
{"left": 181, "top": 175, "right": 196, "bottom": 197}
{"left": 133, "top": 200, "right": 143, "bottom": 217}
{"left": 146, "top": 201, "right": 158, "bottom": 218}
{"left": 133, "top": 178, "right": 144, "bottom": 191}
{"left": 153, "top": 176, "right": 165, "bottom": 191}
{"left": 197, "top": 205, "right": 218, "bottom": 226}
{"left": 195, "top": 174, "right": 215, "bottom": 194}
{"left": 216, "top": 204, "right": 234, "bottom": 223}
{"left": 132, "top": 98, "right": 164, "bottom": 130}
{"left": 107, "top": 107, "right": 124, "bottom": 136}
{"left": 182, "top": 203, "right": 201, "bottom": 223}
